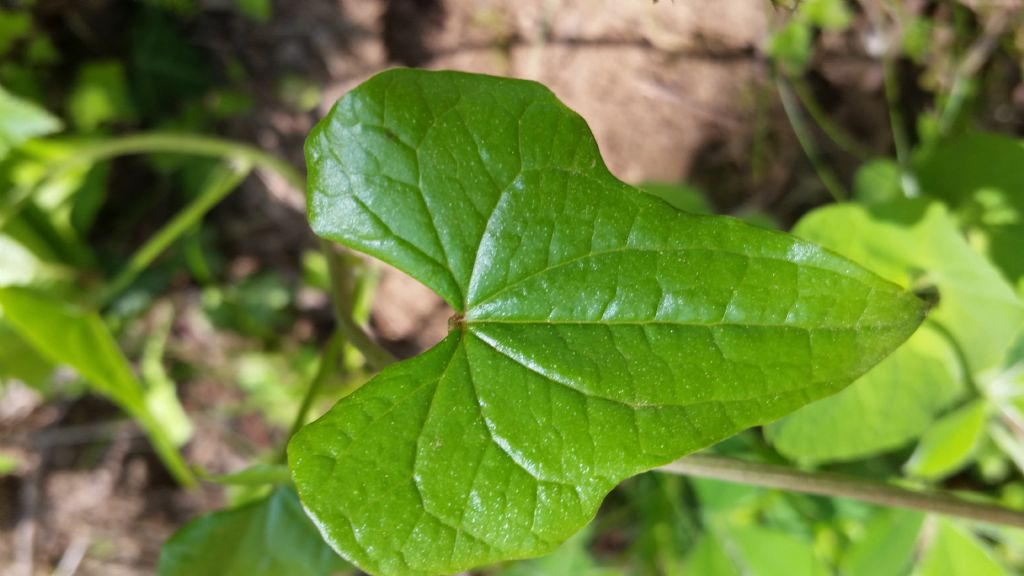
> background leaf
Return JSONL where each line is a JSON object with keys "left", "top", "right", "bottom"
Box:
{"left": 904, "top": 400, "right": 988, "bottom": 480}
{"left": 841, "top": 510, "right": 924, "bottom": 576}
{"left": 770, "top": 198, "right": 1024, "bottom": 463}
{"left": 916, "top": 520, "right": 1007, "bottom": 576}
{"left": 158, "top": 487, "right": 347, "bottom": 576}
{"left": 0, "top": 85, "right": 62, "bottom": 159}
{"left": 769, "top": 324, "right": 964, "bottom": 463}
{"left": 0, "top": 286, "right": 193, "bottom": 484}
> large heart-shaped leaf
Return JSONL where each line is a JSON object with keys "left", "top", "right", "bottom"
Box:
{"left": 290, "top": 69, "right": 925, "bottom": 575}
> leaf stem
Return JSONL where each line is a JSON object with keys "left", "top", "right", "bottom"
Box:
{"left": 775, "top": 74, "right": 849, "bottom": 203}
{"left": 787, "top": 75, "right": 873, "bottom": 161}
{"left": 278, "top": 331, "right": 345, "bottom": 463}
{"left": 937, "top": 7, "right": 1020, "bottom": 136}
{"left": 321, "top": 239, "right": 397, "bottom": 370}
{"left": 882, "top": 56, "right": 911, "bottom": 170}
{"left": 98, "top": 160, "right": 253, "bottom": 306}
{"left": 50, "top": 132, "right": 306, "bottom": 191}
{"left": 660, "top": 454, "right": 1024, "bottom": 529}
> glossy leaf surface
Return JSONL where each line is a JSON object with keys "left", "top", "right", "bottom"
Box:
{"left": 158, "top": 487, "right": 347, "bottom": 576}
{"left": 292, "top": 69, "right": 925, "bottom": 575}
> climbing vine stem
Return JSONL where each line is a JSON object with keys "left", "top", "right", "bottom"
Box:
{"left": 661, "top": 454, "right": 1024, "bottom": 529}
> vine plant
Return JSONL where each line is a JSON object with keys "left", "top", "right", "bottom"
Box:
{"left": 4, "top": 67, "right": 1023, "bottom": 575}
{"left": 288, "top": 69, "right": 926, "bottom": 575}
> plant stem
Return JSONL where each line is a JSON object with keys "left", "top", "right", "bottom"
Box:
{"left": 882, "top": 56, "right": 911, "bottom": 169}
{"left": 775, "top": 74, "right": 849, "bottom": 202}
{"left": 278, "top": 331, "right": 344, "bottom": 463}
{"left": 787, "top": 75, "right": 873, "bottom": 161}
{"left": 98, "top": 161, "right": 252, "bottom": 306}
{"left": 51, "top": 132, "right": 306, "bottom": 191}
{"left": 322, "top": 239, "right": 397, "bottom": 370}
{"left": 660, "top": 454, "right": 1024, "bottom": 529}
{"left": 937, "top": 7, "right": 1020, "bottom": 136}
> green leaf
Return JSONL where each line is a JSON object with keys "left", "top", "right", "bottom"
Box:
{"left": 915, "top": 133, "right": 1024, "bottom": 293}
{"left": 769, "top": 199, "right": 1023, "bottom": 463}
{"left": 798, "top": 0, "right": 852, "bottom": 30}
{"left": 853, "top": 159, "right": 903, "bottom": 206}
{"left": 158, "top": 487, "right": 347, "bottom": 576}
{"left": 768, "top": 20, "right": 813, "bottom": 73}
{"left": 0, "top": 85, "right": 61, "bottom": 159}
{"left": 683, "top": 532, "right": 739, "bottom": 576}
{"left": 0, "top": 286, "right": 194, "bottom": 485}
{"left": 916, "top": 520, "right": 1007, "bottom": 576}
{"left": 769, "top": 323, "right": 964, "bottom": 463}
{"left": 791, "top": 200, "right": 1022, "bottom": 375}
{"left": 841, "top": 510, "right": 923, "bottom": 576}
{"left": 292, "top": 69, "right": 925, "bottom": 575}
{"left": 67, "top": 61, "right": 137, "bottom": 132}
{"left": 722, "top": 525, "right": 828, "bottom": 576}
{"left": 141, "top": 304, "right": 193, "bottom": 446}
{"left": 905, "top": 400, "right": 988, "bottom": 480}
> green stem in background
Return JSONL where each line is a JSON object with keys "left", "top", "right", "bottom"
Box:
{"left": 788, "top": 75, "right": 873, "bottom": 161}
{"left": 322, "top": 239, "right": 397, "bottom": 370}
{"left": 278, "top": 332, "right": 345, "bottom": 463}
{"left": 50, "top": 133, "right": 305, "bottom": 191}
{"left": 660, "top": 454, "right": 1024, "bottom": 529}
{"left": 775, "top": 74, "right": 849, "bottom": 203}
{"left": 97, "top": 160, "right": 253, "bottom": 307}
{"left": 937, "top": 8, "right": 1019, "bottom": 136}
{"left": 882, "top": 56, "right": 911, "bottom": 169}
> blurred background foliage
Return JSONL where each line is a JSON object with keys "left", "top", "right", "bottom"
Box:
{"left": 1, "top": 0, "right": 1023, "bottom": 574}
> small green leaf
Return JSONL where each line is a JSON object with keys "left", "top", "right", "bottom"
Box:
{"left": 905, "top": 400, "right": 988, "bottom": 480}
{"left": 798, "top": 0, "right": 852, "bottom": 30}
{"left": 683, "top": 533, "right": 739, "bottom": 575}
{"left": 917, "top": 519, "right": 1008, "bottom": 576}
{"left": 158, "top": 487, "right": 347, "bottom": 576}
{"left": 853, "top": 159, "right": 903, "bottom": 205}
{"left": 0, "top": 286, "right": 194, "bottom": 485}
{"left": 67, "top": 61, "right": 137, "bottom": 132}
{"left": 723, "top": 525, "right": 828, "bottom": 576}
{"left": 292, "top": 69, "right": 924, "bottom": 575}
{"left": 768, "top": 21, "right": 813, "bottom": 73}
{"left": 141, "top": 305, "right": 193, "bottom": 447}
{"left": 841, "top": 510, "right": 923, "bottom": 576}
{"left": 0, "top": 85, "right": 61, "bottom": 159}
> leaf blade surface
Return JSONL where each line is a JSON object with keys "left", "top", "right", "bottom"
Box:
{"left": 294, "top": 69, "right": 926, "bottom": 575}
